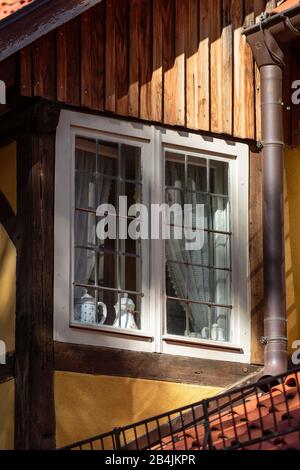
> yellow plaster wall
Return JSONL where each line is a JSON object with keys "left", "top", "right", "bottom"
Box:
{"left": 55, "top": 372, "right": 221, "bottom": 448}
{"left": 0, "top": 380, "right": 15, "bottom": 450}
{"left": 285, "top": 147, "right": 300, "bottom": 351}
{"left": 0, "top": 142, "right": 16, "bottom": 352}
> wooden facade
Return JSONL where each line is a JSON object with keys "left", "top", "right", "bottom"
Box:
{"left": 18, "top": 0, "right": 285, "bottom": 142}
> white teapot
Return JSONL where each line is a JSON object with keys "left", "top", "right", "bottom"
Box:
{"left": 74, "top": 290, "right": 107, "bottom": 325}
{"left": 113, "top": 293, "right": 137, "bottom": 329}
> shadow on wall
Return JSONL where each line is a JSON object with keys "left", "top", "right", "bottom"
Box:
{"left": 54, "top": 372, "right": 221, "bottom": 448}
{"left": 285, "top": 147, "right": 300, "bottom": 351}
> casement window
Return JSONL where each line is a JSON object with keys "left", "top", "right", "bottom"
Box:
{"left": 54, "top": 111, "right": 250, "bottom": 362}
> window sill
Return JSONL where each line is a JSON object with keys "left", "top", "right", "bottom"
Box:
{"left": 70, "top": 321, "right": 154, "bottom": 342}
{"left": 162, "top": 334, "right": 244, "bottom": 354}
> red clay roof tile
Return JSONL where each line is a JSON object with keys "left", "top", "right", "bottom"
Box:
{"left": 0, "top": 0, "right": 34, "bottom": 21}
{"left": 151, "top": 371, "right": 300, "bottom": 451}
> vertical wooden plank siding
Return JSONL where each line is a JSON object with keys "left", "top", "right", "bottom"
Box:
{"left": 162, "top": 0, "right": 176, "bottom": 125}
{"left": 209, "top": 0, "right": 222, "bottom": 134}
{"left": 249, "top": 147, "right": 264, "bottom": 365}
{"left": 186, "top": 0, "right": 198, "bottom": 129}
{"left": 81, "top": 3, "right": 105, "bottom": 110}
{"left": 232, "top": 0, "right": 255, "bottom": 140}
{"left": 221, "top": 0, "right": 233, "bottom": 135}
{"left": 18, "top": 0, "right": 290, "bottom": 142}
{"left": 128, "top": 0, "right": 140, "bottom": 117}
{"left": 105, "top": 0, "right": 116, "bottom": 112}
{"left": 57, "top": 17, "right": 80, "bottom": 107}
{"left": 32, "top": 32, "right": 56, "bottom": 100}
{"left": 151, "top": 0, "right": 163, "bottom": 122}
{"left": 139, "top": 0, "right": 153, "bottom": 121}
{"left": 115, "top": 0, "right": 129, "bottom": 115}
{"left": 198, "top": 0, "right": 210, "bottom": 131}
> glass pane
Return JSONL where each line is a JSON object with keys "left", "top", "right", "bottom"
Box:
{"left": 97, "top": 251, "right": 117, "bottom": 289}
{"left": 98, "top": 141, "right": 118, "bottom": 176}
{"left": 211, "top": 307, "right": 231, "bottom": 342}
{"left": 121, "top": 144, "right": 141, "bottom": 181}
{"left": 211, "top": 234, "right": 231, "bottom": 269}
{"left": 120, "top": 182, "right": 141, "bottom": 206}
{"left": 166, "top": 152, "right": 185, "bottom": 188}
{"left": 187, "top": 303, "right": 209, "bottom": 338}
{"left": 186, "top": 266, "right": 210, "bottom": 303}
{"left": 166, "top": 299, "right": 187, "bottom": 336}
{"left": 96, "top": 176, "right": 117, "bottom": 208}
{"left": 186, "top": 232, "right": 209, "bottom": 265}
{"left": 75, "top": 171, "right": 96, "bottom": 210}
{"left": 119, "top": 255, "right": 141, "bottom": 293}
{"left": 210, "top": 160, "right": 229, "bottom": 195}
{"left": 187, "top": 156, "right": 207, "bottom": 192}
{"left": 211, "top": 269, "right": 231, "bottom": 305}
{"left": 75, "top": 137, "right": 96, "bottom": 173}
{"left": 74, "top": 248, "right": 95, "bottom": 286}
{"left": 166, "top": 238, "right": 187, "bottom": 264}
{"left": 185, "top": 192, "right": 208, "bottom": 229}
{"left": 210, "top": 196, "right": 230, "bottom": 232}
{"left": 166, "top": 261, "right": 187, "bottom": 299}
{"left": 75, "top": 210, "right": 96, "bottom": 248}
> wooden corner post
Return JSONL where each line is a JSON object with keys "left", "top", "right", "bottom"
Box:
{"left": 15, "top": 99, "right": 61, "bottom": 450}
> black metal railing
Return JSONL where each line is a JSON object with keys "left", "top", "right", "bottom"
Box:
{"left": 58, "top": 367, "right": 300, "bottom": 451}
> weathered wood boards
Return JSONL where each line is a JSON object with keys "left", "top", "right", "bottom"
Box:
{"left": 20, "top": 0, "right": 273, "bottom": 141}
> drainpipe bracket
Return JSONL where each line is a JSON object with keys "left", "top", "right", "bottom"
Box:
{"left": 260, "top": 335, "right": 288, "bottom": 345}
{"left": 246, "top": 25, "right": 285, "bottom": 69}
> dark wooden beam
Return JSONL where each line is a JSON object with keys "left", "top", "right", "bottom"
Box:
{"left": 15, "top": 99, "right": 61, "bottom": 450}
{"left": 0, "top": 352, "right": 15, "bottom": 383}
{"left": 54, "top": 342, "right": 261, "bottom": 388}
{"left": 0, "top": 0, "right": 103, "bottom": 62}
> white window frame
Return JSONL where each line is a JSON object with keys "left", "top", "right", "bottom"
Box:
{"left": 54, "top": 110, "right": 250, "bottom": 363}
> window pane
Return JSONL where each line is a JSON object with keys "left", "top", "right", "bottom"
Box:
{"left": 211, "top": 234, "right": 231, "bottom": 269}
{"left": 119, "top": 255, "right": 141, "bottom": 293}
{"left": 185, "top": 192, "right": 208, "bottom": 229}
{"left": 74, "top": 248, "right": 95, "bottom": 286}
{"left": 187, "top": 156, "right": 207, "bottom": 192}
{"left": 211, "top": 307, "right": 231, "bottom": 342}
{"left": 121, "top": 144, "right": 141, "bottom": 181}
{"left": 97, "top": 251, "right": 117, "bottom": 289}
{"left": 120, "top": 182, "right": 141, "bottom": 206}
{"left": 166, "top": 261, "right": 187, "bottom": 299}
{"left": 98, "top": 141, "right": 118, "bottom": 176}
{"left": 186, "top": 267, "right": 210, "bottom": 303}
{"left": 75, "top": 137, "right": 96, "bottom": 173}
{"left": 75, "top": 211, "right": 96, "bottom": 248}
{"left": 166, "top": 152, "right": 185, "bottom": 188}
{"left": 210, "top": 160, "right": 229, "bottom": 195}
{"left": 166, "top": 299, "right": 187, "bottom": 335}
{"left": 211, "top": 196, "right": 230, "bottom": 232}
{"left": 187, "top": 303, "right": 209, "bottom": 338}
{"left": 75, "top": 171, "right": 96, "bottom": 210}
{"left": 211, "top": 269, "right": 231, "bottom": 305}
{"left": 96, "top": 176, "right": 117, "bottom": 208}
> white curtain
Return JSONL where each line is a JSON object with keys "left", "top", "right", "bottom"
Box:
{"left": 75, "top": 149, "right": 112, "bottom": 297}
{"left": 166, "top": 162, "right": 230, "bottom": 334}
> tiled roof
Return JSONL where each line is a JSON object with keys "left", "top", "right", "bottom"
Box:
{"left": 0, "top": 0, "right": 34, "bottom": 20}
{"left": 151, "top": 372, "right": 300, "bottom": 451}
{"left": 271, "top": 0, "right": 300, "bottom": 14}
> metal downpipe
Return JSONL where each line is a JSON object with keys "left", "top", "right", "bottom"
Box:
{"left": 261, "top": 64, "right": 288, "bottom": 377}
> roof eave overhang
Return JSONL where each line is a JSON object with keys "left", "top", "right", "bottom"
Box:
{"left": 0, "top": 0, "right": 102, "bottom": 62}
